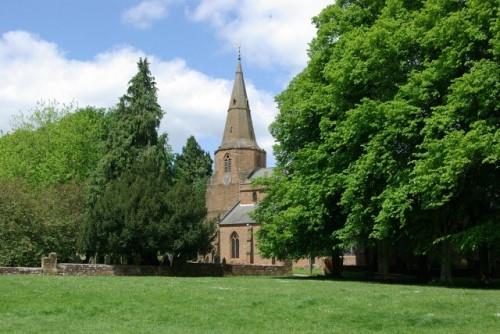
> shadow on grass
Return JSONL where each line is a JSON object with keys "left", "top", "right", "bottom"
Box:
{"left": 275, "top": 269, "right": 500, "bottom": 290}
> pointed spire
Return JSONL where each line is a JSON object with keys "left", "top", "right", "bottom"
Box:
{"left": 228, "top": 50, "right": 248, "bottom": 111}
{"left": 218, "top": 52, "right": 261, "bottom": 151}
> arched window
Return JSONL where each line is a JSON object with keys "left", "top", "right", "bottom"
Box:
{"left": 224, "top": 153, "right": 232, "bottom": 173}
{"left": 231, "top": 232, "right": 239, "bottom": 258}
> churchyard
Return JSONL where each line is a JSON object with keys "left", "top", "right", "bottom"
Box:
{"left": 1, "top": 275, "right": 499, "bottom": 333}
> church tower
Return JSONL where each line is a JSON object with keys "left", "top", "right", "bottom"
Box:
{"left": 206, "top": 54, "right": 266, "bottom": 220}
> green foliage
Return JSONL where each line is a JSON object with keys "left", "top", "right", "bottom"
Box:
{"left": 173, "top": 135, "right": 212, "bottom": 184}
{"left": 0, "top": 102, "right": 108, "bottom": 186}
{"left": 168, "top": 136, "right": 215, "bottom": 261}
{"left": 0, "top": 180, "right": 84, "bottom": 266}
{"left": 0, "top": 103, "right": 108, "bottom": 266}
{"left": 82, "top": 59, "right": 214, "bottom": 264}
{"left": 256, "top": 0, "right": 500, "bottom": 267}
{"left": 82, "top": 58, "right": 174, "bottom": 264}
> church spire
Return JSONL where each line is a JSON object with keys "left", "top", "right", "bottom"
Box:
{"left": 218, "top": 52, "right": 261, "bottom": 150}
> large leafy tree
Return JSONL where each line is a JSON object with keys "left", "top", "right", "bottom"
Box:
{"left": 81, "top": 58, "right": 174, "bottom": 264}
{"left": 0, "top": 103, "right": 108, "bottom": 186}
{"left": 256, "top": 0, "right": 499, "bottom": 281}
{"left": 0, "top": 103, "right": 108, "bottom": 266}
{"left": 0, "top": 180, "right": 85, "bottom": 266}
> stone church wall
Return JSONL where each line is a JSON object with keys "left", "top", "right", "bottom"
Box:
{"left": 219, "top": 224, "right": 280, "bottom": 266}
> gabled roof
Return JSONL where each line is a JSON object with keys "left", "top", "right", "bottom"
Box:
{"left": 219, "top": 202, "right": 257, "bottom": 226}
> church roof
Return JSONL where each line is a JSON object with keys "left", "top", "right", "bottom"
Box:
{"left": 219, "top": 203, "right": 257, "bottom": 226}
{"left": 218, "top": 54, "right": 262, "bottom": 151}
{"left": 247, "top": 167, "right": 274, "bottom": 180}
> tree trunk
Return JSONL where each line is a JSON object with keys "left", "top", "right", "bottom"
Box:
{"left": 440, "top": 239, "right": 453, "bottom": 284}
{"left": 416, "top": 254, "right": 430, "bottom": 283}
{"left": 377, "top": 240, "right": 389, "bottom": 279}
{"left": 329, "top": 248, "right": 343, "bottom": 278}
{"left": 479, "top": 244, "right": 491, "bottom": 285}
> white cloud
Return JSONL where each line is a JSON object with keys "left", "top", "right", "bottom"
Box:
{"left": 122, "top": 0, "right": 171, "bottom": 29}
{"left": 189, "top": 0, "right": 332, "bottom": 73}
{"left": 0, "top": 31, "right": 277, "bottom": 160}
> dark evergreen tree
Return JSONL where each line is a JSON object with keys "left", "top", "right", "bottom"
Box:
{"left": 173, "top": 135, "right": 212, "bottom": 184}
{"left": 81, "top": 58, "right": 173, "bottom": 264}
{"left": 167, "top": 136, "right": 215, "bottom": 263}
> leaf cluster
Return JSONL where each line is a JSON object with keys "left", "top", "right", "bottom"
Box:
{"left": 256, "top": 0, "right": 500, "bottom": 260}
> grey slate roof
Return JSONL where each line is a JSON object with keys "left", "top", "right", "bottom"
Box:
{"left": 247, "top": 167, "right": 274, "bottom": 180}
{"left": 219, "top": 203, "right": 257, "bottom": 225}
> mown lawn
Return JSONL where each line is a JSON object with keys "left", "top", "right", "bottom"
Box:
{"left": 0, "top": 275, "right": 499, "bottom": 333}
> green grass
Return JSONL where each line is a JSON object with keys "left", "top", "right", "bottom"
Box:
{"left": 0, "top": 275, "right": 499, "bottom": 333}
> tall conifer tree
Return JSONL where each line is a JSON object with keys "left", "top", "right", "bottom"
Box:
{"left": 81, "top": 58, "right": 173, "bottom": 264}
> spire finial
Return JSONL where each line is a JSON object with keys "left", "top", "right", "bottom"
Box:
{"left": 237, "top": 45, "right": 241, "bottom": 61}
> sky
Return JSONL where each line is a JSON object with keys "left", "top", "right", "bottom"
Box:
{"left": 0, "top": 0, "right": 332, "bottom": 165}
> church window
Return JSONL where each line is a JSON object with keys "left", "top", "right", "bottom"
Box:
{"left": 231, "top": 232, "right": 239, "bottom": 258}
{"left": 224, "top": 153, "right": 232, "bottom": 172}
{"left": 252, "top": 191, "right": 257, "bottom": 202}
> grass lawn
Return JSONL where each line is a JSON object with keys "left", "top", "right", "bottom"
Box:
{"left": 0, "top": 275, "right": 499, "bottom": 333}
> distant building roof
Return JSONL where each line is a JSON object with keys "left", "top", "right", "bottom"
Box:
{"left": 219, "top": 203, "right": 257, "bottom": 225}
{"left": 247, "top": 167, "right": 274, "bottom": 180}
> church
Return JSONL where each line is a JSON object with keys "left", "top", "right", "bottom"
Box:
{"left": 204, "top": 55, "right": 364, "bottom": 270}
{"left": 205, "top": 55, "right": 278, "bottom": 265}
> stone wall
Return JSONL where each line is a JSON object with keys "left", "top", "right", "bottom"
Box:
{"left": 0, "top": 267, "right": 42, "bottom": 275}
{"left": 55, "top": 263, "right": 225, "bottom": 277}
{"left": 225, "top": 263, "right": 291, "bottom": 276}
{"left": 0, "top": 253, "right": 291, "bottom": 277}
{"left": 55, "top": 262, "right": 290, "bottom": 277}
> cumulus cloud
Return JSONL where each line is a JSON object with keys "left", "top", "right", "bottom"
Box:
{"left": 122, "top": 0, "right": 172, "bottom": 29}
{"left": 189, "top": 0, "right": 332, "bottom": 72}
{"left": 0, "top": 31, "right": 277, "bottom": 158}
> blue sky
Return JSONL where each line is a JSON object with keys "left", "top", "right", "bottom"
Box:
{"left": 0, "top": 0, "right": 331, "bottom": 165}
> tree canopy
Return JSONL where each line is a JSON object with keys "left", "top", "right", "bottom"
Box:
{"left": 255, "top": 0, "right": 499, "bottom": 281}
{"left": 0, "top": 103, "right": 108, "bottom": 186}
{"left": 0, "top": 103, "right": 108, "bottom": 266}
{"left": 80, "top": 58, "right": 173, "bottom": 264}
{"left": 80, "top": 59, "right": 214, "bottom": 265}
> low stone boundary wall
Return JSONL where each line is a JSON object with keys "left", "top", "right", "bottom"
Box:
{"left": 225, "top": 263, "right": 290, "bottom": 276}
{"left": 55, "top": 263, "right": 225, "bottom": 277}
{"left": 0, "top": 253, "right": 291, "bottom": 277}
{"left": 0, "top": 266, "right": 42, "bottom": 275}
{"left": 56, "top": 262, "right": 290, "bottom": 277}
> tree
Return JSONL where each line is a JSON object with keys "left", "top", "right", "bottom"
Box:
{"left": 0, "top": 103, "right": 108, "bottom": 266}
{"left": 0, "top": 102, "right": 108, "bottom": 186}
{"left": 167, "top": 136, "right": 215, "bottom": 263}
{"left": 255, "top": 0, "right": 499, "bottom": 282}
{"left": 173, "top": 135, "right": 212, "bottom": 184}
{"left": 81, "top": 58, "right": 174, "bottom": 264}
{"left": 0, "top": 179, "right": 84, "bottom": 266}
